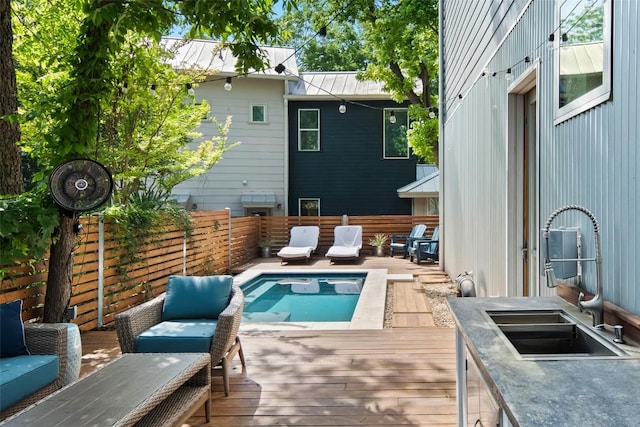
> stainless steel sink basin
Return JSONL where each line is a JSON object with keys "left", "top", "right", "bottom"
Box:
{"left": 487, "top": 310, "right": 630, "bottom": 360}
{"left": 488, "top": 310, "right": 572, "bottom": 325}
{"left": 500, "top": 324, "right": 619, "bottom": 357}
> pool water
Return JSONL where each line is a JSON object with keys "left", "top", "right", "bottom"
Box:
{"left": 240, "top": 272, "right": 368, "bottom": 322}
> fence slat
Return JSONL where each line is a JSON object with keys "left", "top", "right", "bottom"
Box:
{"left": 1, "top": 212, "right": 437, "bottom": 331}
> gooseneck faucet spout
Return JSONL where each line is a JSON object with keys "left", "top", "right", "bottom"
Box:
{"left": 543, "top": 205, "right": 604, "bottom": 328}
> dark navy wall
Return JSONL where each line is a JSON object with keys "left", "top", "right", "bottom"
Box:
{"left": 288, "top": 100, "right": 416, "bottom": 215}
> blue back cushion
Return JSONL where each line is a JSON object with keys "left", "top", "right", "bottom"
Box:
{"left": 0, "top": 300, "right": 29, "bottom": 358}
{"left": 162, "top": 275, "right": 233, "bottom": 321}
{"left": 135, "top": 320, "right": 217, "bottom": 353}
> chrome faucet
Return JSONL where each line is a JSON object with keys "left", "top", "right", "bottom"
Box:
{"left": 543, "top": 205, "right": 604, "bottom": 328}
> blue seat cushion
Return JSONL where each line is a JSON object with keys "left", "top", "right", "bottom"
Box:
{"left": 135, "top": 320, "right": 217, "bottom": 353}
{"left": 162, "top": 275, "right": 233, "bottom": 321}
{"left": 0, "top": 355, "right": 59, "bottom": 411}
{"left": 0, "top": 300, "right": 29, "bottom": 358}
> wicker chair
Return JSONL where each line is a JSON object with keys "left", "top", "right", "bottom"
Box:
{"left": 0, "top": 323, "right": 68, "bottom": 420}
{"left": 115, "top": 283, "right": 245, "bottom": 396}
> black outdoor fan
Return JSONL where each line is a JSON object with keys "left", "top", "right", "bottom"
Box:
{"left": 49, "top": 159, "right": 113, "bottom": 215}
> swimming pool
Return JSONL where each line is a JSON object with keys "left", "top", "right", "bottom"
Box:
{"left": 233, "top": 269, "right": 388, "bottom": 330}
{"left": 241, "top": 272, "right": 367, "bottom": 322}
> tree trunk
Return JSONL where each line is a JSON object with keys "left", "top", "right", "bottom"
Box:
{"left": 43, "top": 215, "right": 76, "bottom": 322}
{"left": 0, "top": 0, "right": 24, "bottom": 195}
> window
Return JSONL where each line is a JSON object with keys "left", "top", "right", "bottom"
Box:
{"left": 383, "top": 109, "right": 409, "bottom": 159}
{"left": 298, "top": 109, "right": 320, "bottom": 151}
{"left": 299, "top": 199, "right": 320, "bottom": 216}
{"left": 251, "top": 105, "right": 266, "bottom": 123}
{"left": 554, "top": 0, "right": 611, "bottom": 124}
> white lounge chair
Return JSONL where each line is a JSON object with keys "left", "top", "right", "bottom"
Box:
{"left": 325, "top": 225, "right": 363, "bottom": 263}
{"left": 276, "top": 226, "right": 320, "bottom": 264}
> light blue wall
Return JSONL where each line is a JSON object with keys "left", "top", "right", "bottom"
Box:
{"left": 440, "top": 0, "right": 640, "bottom": 315}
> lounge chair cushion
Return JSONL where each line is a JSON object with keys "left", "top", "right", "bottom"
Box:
{"left": 325, "top": 246, "right": 360, "bottom": 258}
{"left": 326, "top": 226, "right": 362, "bottom": 261}
{"left": 0, "top": 300, "right": 29, "bottom": 358}
{"left": 135, "top": 320, "right": 218, "bottom": 353}
{"left": 277, "top": 246, "right": 314, "bottom": 259}
{"left": 162, "top": 275, "right": 233, "bottom": 321}
{"left": 0, "top": 355, "right": 59, "bottom": 411}
{"left": 277, "top": 226, "right": 319, "bottom": 260}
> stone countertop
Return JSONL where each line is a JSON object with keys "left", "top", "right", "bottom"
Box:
{"left": 447, "top": 296, "right": 640, "bottom": 427}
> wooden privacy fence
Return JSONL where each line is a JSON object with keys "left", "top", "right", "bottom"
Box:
{"left": 1, "top": 211, "right": 437, "bottom": 331}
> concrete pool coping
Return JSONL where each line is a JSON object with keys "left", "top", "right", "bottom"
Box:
{"left": 233, "top": 268, "right": 389, "bottom": 331}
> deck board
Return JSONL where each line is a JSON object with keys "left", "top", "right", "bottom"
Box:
{"left": 79, "top": 257, "right": 457, "bottom": 426}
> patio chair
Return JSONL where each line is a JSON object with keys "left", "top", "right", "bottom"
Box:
{"left": 325, "top": 225, "right": 363, "bottom": 263}
{"left": 115, "top": 275, "right": 246, "bottom": 396}
{"left": 276, "top": 226, "right": 320, "bottom": 264}
{"left": 389, "top": 224, "right": 427, "bottom": 258}
{"left": 409, "top": 226, "right": 440, "bottom": 264}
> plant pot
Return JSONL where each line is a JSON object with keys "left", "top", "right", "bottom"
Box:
{"left": 260, "top": 246, "right": 272, "bottom": 258}
{"left": 374, "top": 246, "right": 385, "bottom": 257}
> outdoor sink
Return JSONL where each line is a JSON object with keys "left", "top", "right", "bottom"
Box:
{"left": 487, "top": 310, "right": 631, "bottom": 360}
{"left": 488, "top": 310, "right": 572, "bottom": 325}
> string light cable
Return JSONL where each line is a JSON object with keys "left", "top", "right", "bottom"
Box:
{"left": 442, "top": 0, "right": 596, "bottom": 111}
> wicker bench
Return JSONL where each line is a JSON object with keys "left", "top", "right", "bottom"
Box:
{"left": 2, "top": 353, "right": 210, "bottom": 427}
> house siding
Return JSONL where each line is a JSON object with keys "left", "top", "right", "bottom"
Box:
{"left": 441, "top": 0, "right": 640, "bottom": 315}
{"left": 171, "top": 78, "right": 287, "bottom": 216}
{"left": 287, "top": 100, "right": 415, "bottom": 216}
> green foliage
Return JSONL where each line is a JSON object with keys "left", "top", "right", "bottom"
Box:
{"left": 277, "top": 4, "right": 367, "bottom": 71}
{"left": 104, "top": 201, "right": 192, "bottom": 279}
{"left": 98, "top": 35, "right": 240, "bottom": 205}
{"left": 6, "top": 0, "right": 287, "bottom": 308}
{"left": 407, "top": 105, "right": 438, "bottom": 164}
{"left": 258, "top": 239, "right": 275, "bottom": 248}
{"left": 368, "top": 233, "right": 388, "bottom": 247}
{"left": 279, "top": 0, "right": 439, "bottom": 163}
{"left": 0, "top": 186, "right": 60, "bottom": 278}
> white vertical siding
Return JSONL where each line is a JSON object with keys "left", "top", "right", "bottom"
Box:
{"left": 171, "top": 78, "right": 286, "bottom": 216}
{"left": 441, "top": 0, "right": 640, "bottom": 314}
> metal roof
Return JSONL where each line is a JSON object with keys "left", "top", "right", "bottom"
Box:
{"left": 161, "top": 37, "right": 299, "bottom": 78}
{"left": 240, "top": 192, "right": 277, "bottom": 207}
{"left": 286, "top": 72, "right": 394, "bottom": 99}
{"left": 397, "top": 167, "right": 439, "bottom": 198}
{"left": 560, "top": 42, "right": 603, "bottom": 76}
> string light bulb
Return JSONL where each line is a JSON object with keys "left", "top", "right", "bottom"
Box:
{"left": 505, "top": 68, "right": 513, "bottom": 81}
{"left": 275, "top": 63, "right": 286, "bottom": 74}
{"left": 429, "top": 110, "right": 436, "bottom": 119}
{"left": 547, "top": 33, "right": 555, "bottom": 50}
{"left": 389, "top": 111, "right": 396, "bottom": 124}
{"left": 224, "top": 77, "right": 232, "bottom": 91}
{"left": 150, "top": 84, "right": 157, "bottom": 96}
{"left": 121, "top": 82, "right": 128, "bottom": 94}
{"left": 186, "top": 83, "right": 195, "bottom": 96}
{"left": 339, "top": 101, "right": 346, "bottom": 114}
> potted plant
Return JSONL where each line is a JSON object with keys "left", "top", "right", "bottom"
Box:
{"left": 368, "top": 233, "right": 388, "bottom": 256}
{"left": 258, "top": 239, "right": 274, "bottom": 258}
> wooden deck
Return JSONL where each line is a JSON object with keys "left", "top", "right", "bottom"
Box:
{"left": 80, "top": 256, "right": 458, "bottom": 426}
